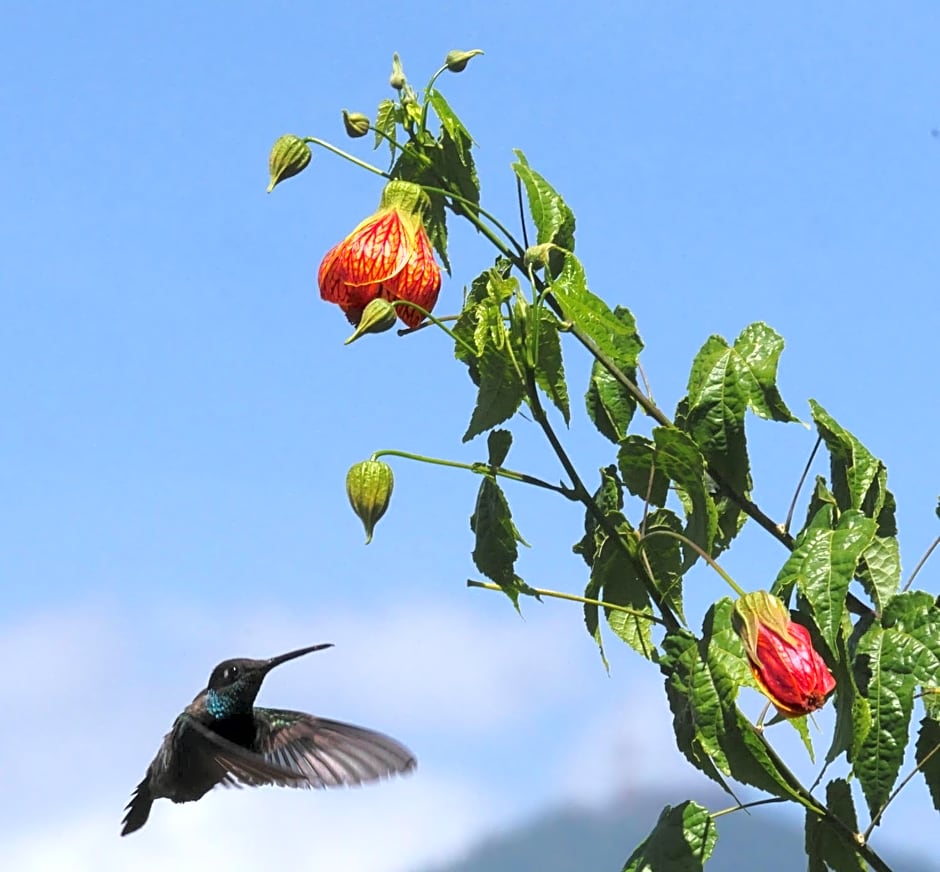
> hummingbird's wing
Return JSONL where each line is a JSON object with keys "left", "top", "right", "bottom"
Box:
{"left": 252, "top": 707, "right": 417, "bottom": 788}
{"left": 184, "top": 715, "right": 310, "bottom": 788}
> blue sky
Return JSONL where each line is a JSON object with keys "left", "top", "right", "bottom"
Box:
{"left": 2, "top": 3, "right": 938, "bottom": 869}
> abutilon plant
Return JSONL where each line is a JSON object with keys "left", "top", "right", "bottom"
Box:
{"left": 266, "top": 48, "right": 940, "bottom": 872}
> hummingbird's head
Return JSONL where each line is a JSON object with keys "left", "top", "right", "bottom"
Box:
{"left": 204, "top": 643, "right": 333, "bottom": 716}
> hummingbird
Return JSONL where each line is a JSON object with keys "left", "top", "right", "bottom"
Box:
{"left": 121, "top": 643, "right": 415, "bottom": 835}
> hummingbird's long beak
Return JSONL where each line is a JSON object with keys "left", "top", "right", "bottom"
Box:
{"left": 263, "top": 643, "right": 333, "bottom": 673}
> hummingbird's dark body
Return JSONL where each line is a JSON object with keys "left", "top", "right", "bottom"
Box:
{"left": 121, "top": 644, "right": 416, "bottom": 835}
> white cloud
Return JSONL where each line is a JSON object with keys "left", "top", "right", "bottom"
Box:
{"left": 0, "top": 772, "right": 501, "bottom": 872}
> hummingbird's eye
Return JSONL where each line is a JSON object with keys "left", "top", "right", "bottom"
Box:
{"left": 224, "top": 665, "right": 239, "bottom": 681}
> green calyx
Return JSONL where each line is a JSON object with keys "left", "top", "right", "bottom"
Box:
{"left": 266, "top": 134, "right": 312, "bottom": 193}
{"left": 732, "top": 590, "right": 794, "bottom": 664}
{"left": 444, "top": 48, "right": 484, "bottom": 73}
{"left": 379, "top": 180, "right": 431, "bottom": 222}
{"left": 342, "top": 110, "right": 371, "bottom": 139}
{"left": 346, "top": 460, "right": 395, "bottom": 544}
{"left": 344, "top": 298, "right": 398, "bottom": 345}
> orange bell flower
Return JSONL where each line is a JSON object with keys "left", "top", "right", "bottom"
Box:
{"left": 318, "top": 181, "right": 442, "bottom": 329}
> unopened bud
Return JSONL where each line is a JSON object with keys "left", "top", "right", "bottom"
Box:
{"left": 346, "top": 460, "right": 394, "bottom": 544}
{"left": 267, "top": 134, "right": 311, "bottom": 193}
{"left": 389, "top": 52, "right": 407, "bottom": 91}
{"left": 342, "top": 110, "right": 370, "bottom": 139}
{"left": 444, "top": 49, "right": 484, "bottom": 73}
{"left": 344, "top": 298, "right": 398, "bottom": 344}
{"left": 524, "top": 243, "right": 554, "bottom": 270}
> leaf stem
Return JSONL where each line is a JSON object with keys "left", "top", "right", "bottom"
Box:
{"left": 369, "top": 449, "right": 575, "bottom": 497}
{"left": 302, "top": 137, "right": 389, "bottom": 177}
{"left": 637, "top": 529, "right": 746, "bottom": 597}
{"left": 384, "top": 301, "right": 478, "bottom": 357}
{"left": 784, "top": 435, "right": 822, "bottom": 536}
{"left": 466, "top": 579, "right": 665, "bottom": 624}
{"left": 902, "top": 533, "right": 940, "bottom": 592}
{"left": 711, "top": 797, "right": 785, "bottom": 819}
{"left": 864, "top": 735, "right": 940, "bottom": 839}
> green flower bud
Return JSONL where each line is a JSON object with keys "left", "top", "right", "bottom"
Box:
{"left": 346, "top": 460, "right": 394, "bottom": 544}
{"left": 342, "top": 109, "right": 371, "bottom": 139}
{"left": 344, "top": 298, "right": 398, "bottom": 345}
{"left": 444, "top": 49, "right": 484, "bottom": 73}
{"left": 389, "top": 52, "right": 407, "bottom": 91}
{"left": 524, "top": 243, "right": 554, "bottom": 270}
{"left": 267, "top": 134, "right": 311, "bottom": 193}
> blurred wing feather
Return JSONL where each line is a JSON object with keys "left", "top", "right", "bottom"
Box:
{"left": 253, "top": 707, "right": 417, "bottom": 789}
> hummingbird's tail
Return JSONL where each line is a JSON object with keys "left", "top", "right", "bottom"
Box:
{"left": 121, "top": 775, "right": 154, "bottom": 836}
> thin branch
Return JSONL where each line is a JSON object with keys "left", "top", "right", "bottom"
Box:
{"left": 864, "top": 736, "right": 940, "bottom": 839}
{"left": 902, "top": 534, "right": 940, "bottom": 592}
{"left": 784, "top": 435, "right": 822, "bottom": 535}
{"left": 467, "top": 579, "right": 665, "bottom": 624}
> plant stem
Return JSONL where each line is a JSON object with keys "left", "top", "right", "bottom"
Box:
{"left": 302, "top": 137, "right": 389, "bottom": 177}
{"left": 711, "top": 797, "right": 785, "bottom": 819}
{"left": 864, "top": 735, "right": 940, "bottom": 839}
{"left": 638, "top": 529, "right": 746, "bottom": 597}
{"left": 369, "top": 449, "right": 575, "bottom": 498}
{"left": 467, "top": 579, "right": 665, "bottom": 624}
{"left": 784, "top": 435, "right": 822, "bottom": 535}
{"left": 902, "top": 533, "right": 940, "bottom": 592}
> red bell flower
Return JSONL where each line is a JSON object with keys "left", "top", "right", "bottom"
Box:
{"left": 318, "top": 180, "right": 442, "bottom": 329}
{"left": 733, "top": 591, "right": 836, "bottom": 718}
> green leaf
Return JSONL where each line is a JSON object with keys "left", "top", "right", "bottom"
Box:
{"left": 618, "top": 436, "right": 669, "bottom": 507}
{"left": 486, "top": 429, "right": 512, "bottom": 467}
{"left": 915, "top": 716, "right": 940, "bottom": 814}
{"left": 550, "top": 254, "right": 643, "bottom": 367}
{"left": 804, "top": 779, "right": 865, "bottom": 872}
{"left": 439, "top": 124, "right": 480, "bottom": 212}
{"left": 732, "top": 323, "right": 799, "bottom": 423}
{"left": 856, "top": 488, "right": 900, "bottom": 612}
{"left": 583, "top": 304, "right": 643, "bottom": 443}
{"left": 469, "top": 474, "right": 530, "bottom": 607}
{"left": 680, "top": 323, "right": 798, "bottom": 499}
{"left": 621, "top": 801, "right": 717, "bottom": 872}
{"left": 825, "top": 611, "right": 871, "bottom": 766}
{"left": 810, "top": 400, "right": 886, "bottom": 515}
{"left": 681, "top": 335, "right": 750, "bottom": 496}
{"left": 593, "top": 533, "right": 655, "bottom": 660}
{"left": 652, "top": 427, "right": 717, "bottom": 565}
{"left": 530, "top": 307, "right": 570, "bottom": 423}
{"left": 640, "top": 508, "right": 686, "bottom": 624}
{"left": 511, "top": 149, "right": 576, "bottom": 254}
{"left": 373, "top": 98, "right": 399, "bottom": 157}
{"left": 786, "top": 715, "right": 816, "bottom": 763}
{"left": 461, "top": 275, "right": 526, "bottom": 442}
{"left": 427, "top": 89, "right": 474, "bottom": 162}
{"left": 772, "top": 508, "right": 877, "bottom": 651}
{"left": 853, "top": 592, "right": 940, "bottom": 816}
{"left": 660, "top": 600, "right": 785, "bottom": 795}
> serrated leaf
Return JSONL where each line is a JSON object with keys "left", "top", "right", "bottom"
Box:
{"left": 486, "top": 429, "right": 512, "bottom": 467}
{"left": 621, "top": 801, "right": 717, "bottom": 872}
{"left": 618, "top": 436, "right": 669, "bottom": 507}
{"left": 853, "top": 593, "right": 940, "bottom": 817}
{"left": 549, "top": 254, "right": 644, "bottom": 371}
{"left": 652, "top": 427, "right": 717, "bottom": 565}
{"left": 530, "top": 308, "right": 570, "bottom": 423}
{"left": 511, "top": 149, "right": 575, "bottom": 255}
{"left": 461, "top": 279, "right": 525, "bottom": 442}
{"left": 469, "top": 475, "right": 529, "bottom": 607}
{"left": 810, "top": 400, "right": 885, "bottom": 515}
{"left": 640, "top": 509, "right": 686, "bottom": 623}
{"left": 915, "top": 716, "right": 940, "bottom": 814}
{"left": 732, "top": 323, "right": 799, "bottom": 423}
{"left": 593, "top": 533, "right": 655, "bottom": 660}
{"left": 439, "top": 126, "right": 480, "bottom": 212}
{"left": 583, "top": 304, "right": 643, "bottom": 443}
{"left": 427, "top": 89, "right": 474, "bottom": 161}
{"left": 681, "top": 335, "right": 750, "bottom": 496}
{"left": 804, "top": 779, "right": 865, "bottom": 872}
{"left": 786, "top": 714, "right": 815, "bottom": 763}
{"left": 826, "top": 612, "right": 871, "bottom": 766}
{"left": 374, "top": 98, "right": 399, "bottom": 156}
{"left": 772, "top": 508, "right": 877, "bottom": 651}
